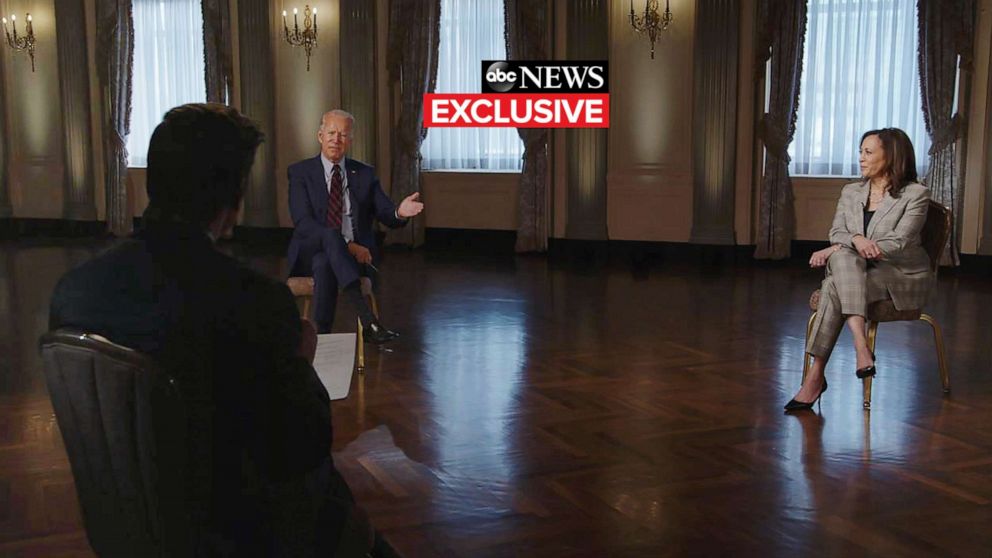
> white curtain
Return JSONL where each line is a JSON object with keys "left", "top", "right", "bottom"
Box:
{"left": 420, "top": 0, "right": 523, "bottom": 171}
{"left": 127, "top": 0, "right": 206, "bottom": 167}
{"left": 789, "top": 0, "right": 930, "bottom": 177}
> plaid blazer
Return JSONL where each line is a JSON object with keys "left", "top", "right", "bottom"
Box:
{"left": 827, "top": 181, "right": 934, "bottom": 310}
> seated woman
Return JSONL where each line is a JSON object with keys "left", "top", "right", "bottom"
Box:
{"left": 786, "top": 128, "right": 935, "bottom": 411}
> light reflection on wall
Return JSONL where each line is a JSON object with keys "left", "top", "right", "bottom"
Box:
{"left": 418, "top": 287, "right": 527, "bottom": 483}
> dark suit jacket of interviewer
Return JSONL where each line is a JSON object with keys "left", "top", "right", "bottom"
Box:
{"left": 49, "top": 218, "right": 336, "bottom": 555}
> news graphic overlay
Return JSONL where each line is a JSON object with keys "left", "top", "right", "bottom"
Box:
{"left": 424, "top": 60, "right": 609, "bottom": 128}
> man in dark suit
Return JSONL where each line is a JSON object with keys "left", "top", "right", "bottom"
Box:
{"left": 50, "top": 104, "right": 386, "bottom": 556}
{"left": 287, "top": 109, "right": 423, "bottom": 339}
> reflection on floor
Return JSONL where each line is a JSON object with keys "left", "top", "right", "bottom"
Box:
{"left": 1, "top": 238, "right": 991, "bottom": 556}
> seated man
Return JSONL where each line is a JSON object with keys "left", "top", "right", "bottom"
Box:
{"left": 287, "top": 109, "right": 423, "bottom": 340}
{"left": 49, "top": 104, "right": 385, "bottom": 556}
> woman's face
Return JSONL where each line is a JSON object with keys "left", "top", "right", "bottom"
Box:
{"left": 859, "top": 135, "right": 887, "bottom": 180}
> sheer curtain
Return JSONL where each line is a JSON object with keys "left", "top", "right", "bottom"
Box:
{"left": 789, "top": 0, "right": 930, "bottom": 177}
{"left": 420, "top": 0, "right": 523, "bottom": 171}
{"left": 127, "top": 0, "right": 206, "bottom": 167}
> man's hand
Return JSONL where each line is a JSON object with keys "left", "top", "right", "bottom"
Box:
{"left": 397, "top": 192, "right": 424, "bottom": 219}
{"left": 298, "top": 318, "right": 317, "bottom": 364}
{"left": 347, "top": 241, "right": 373, "bottom": 264}
{"left": 809, "top": 246, "right": 838, "bottom": 268}
{"left": 852, "top": 235, "right": 884, "bottom": 260}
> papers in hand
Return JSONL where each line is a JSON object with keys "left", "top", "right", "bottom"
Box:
{"left": 312, "top": 333, "right": 356, "bottom": 400}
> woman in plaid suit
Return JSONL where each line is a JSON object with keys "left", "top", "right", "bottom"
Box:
{"left": 786, "top": 128, "right": 934, "bottom": 411}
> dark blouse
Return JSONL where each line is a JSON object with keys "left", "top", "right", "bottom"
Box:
{"left": 864, "top": 208, "right": 876, "bottom": 234}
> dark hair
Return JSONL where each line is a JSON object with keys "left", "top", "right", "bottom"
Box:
{"left": 146, "top": 103, "right": 264, "bottom": 226}
{"left": 859, "top": 127, "right": 918, "bottom": 195}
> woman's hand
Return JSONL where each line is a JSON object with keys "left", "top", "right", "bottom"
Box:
{"left": 852, "top": 235, "right": 885, "bottom": 260}
{"left": 809, "top": 246, "right": 838, "bottom": 268}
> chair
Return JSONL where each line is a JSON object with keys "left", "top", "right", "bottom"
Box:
{"left": 286, "top": 275, "right": 378, "bottom": 372}
{"left": 40, "top": 330, "right": 192, "bottom": 557}
{"left": 803, "top": 200, "right": 952, "bottom": 409}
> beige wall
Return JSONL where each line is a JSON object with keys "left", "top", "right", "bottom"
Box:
{"left": 3, "top": 0, "right": 64, "bottom": 219}
{"left": 605, "top": 0, "right": 695, "bottom": 242}
{"left": 421, "top": 172, "right": 519, "bottom": 231}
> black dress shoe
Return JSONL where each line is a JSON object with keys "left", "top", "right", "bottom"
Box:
{"left": 855, "top": 349, "right": 877, "bottom": 379}
{"left": 363, "top": 321, "right": 399, "bottom": 344}
{"left": 784, "top": 378, "right": 828, "bottom": 412}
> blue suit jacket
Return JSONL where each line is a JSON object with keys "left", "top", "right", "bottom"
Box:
{"left": 287, "top": 155, "right": 406, "bottom": 276}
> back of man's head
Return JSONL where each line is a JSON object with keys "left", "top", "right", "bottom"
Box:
{"left": 146, "top": 103, "right": 263, "bottom": 227}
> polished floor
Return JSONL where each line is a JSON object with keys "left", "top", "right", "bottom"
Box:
{"left": 1, "top": 238, "right": 991, "bottom": 557}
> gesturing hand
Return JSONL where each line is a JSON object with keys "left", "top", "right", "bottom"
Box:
{"left": 852, "top": 235, "right": 884, "bottom": 260}
{"left": 347, "top": 242, "right": 373, "bottom": 264}
{"left": 397, "top": 192, "right": 424, "bottom": 219}
{"left": 809, "top": 246, "right": 837, "bottom": 268}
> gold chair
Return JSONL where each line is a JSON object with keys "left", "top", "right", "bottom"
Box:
{"left": 286, "top": 276, "right": 378, "bottom": 373}
{"left": 802, "top": 200, "right": 952, "bottom": 409}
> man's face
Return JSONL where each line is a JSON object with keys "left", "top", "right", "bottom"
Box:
{"left": 318, "top": 114, "right": 353, "bottom": 162}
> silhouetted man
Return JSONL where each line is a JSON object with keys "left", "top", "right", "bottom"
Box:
{"left": 50, "top": 103, "right": 387, "bottom": 556}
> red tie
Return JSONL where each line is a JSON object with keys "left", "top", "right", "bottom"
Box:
{"left": 326, "top": 165, "right": 343, "bottom": 229}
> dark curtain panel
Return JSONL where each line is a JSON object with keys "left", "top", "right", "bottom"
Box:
{"left": 201, "top": 0, "right": 233, "bottom": 104}
{"left": 387, "top": 0, "right": 441, "bottom": 247}
{"left": 917, "top": 0, "right": 976, "bottom": 266}
{"left": 504, "top": 0, "right": 550, "bottom": 253}
{"left": 753, "top": 0, "right": 807, "bottom": 260}
{"left": 96, "top": 0, "right": 135, "bottom": 236}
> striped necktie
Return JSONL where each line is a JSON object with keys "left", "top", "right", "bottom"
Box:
{"left": 326, "top": 165, "right": 343, "bottom": 229}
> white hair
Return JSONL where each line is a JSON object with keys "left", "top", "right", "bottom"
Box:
{"left": 319, "top": 109, "right": 355, "bottom": 131}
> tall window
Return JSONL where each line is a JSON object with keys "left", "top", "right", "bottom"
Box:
{"left": 420, "top": 0, "right": 524, "bottom": 171}
{"left": 127, "top": 0, "right": 206, "bottom": 167}
{"left": 789, "top": 0, "right": 931, "bottom": 177}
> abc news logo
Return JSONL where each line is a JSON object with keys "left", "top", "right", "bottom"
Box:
{"left": 423, "top": 59, "right": 609, "bottom": 128}
{"left": 481, "top": 61, "right": 609, "bottom": 94}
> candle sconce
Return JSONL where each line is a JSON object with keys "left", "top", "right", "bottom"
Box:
{"left": 2, "top": 13, "right": 37, "bottom": 72}
{"left": 282, "top": 5, "right": 318, "bottom": 71}
{"left": 629, "top": 0, "right": 673, "bottom": 60}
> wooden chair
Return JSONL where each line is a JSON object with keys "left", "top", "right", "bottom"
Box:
{"left": 40, "top": 330, "right": 192, "bottom": 557}
{"left": 802, "top": 200, "right": 952, "bottom": 409}
{"left": 286, "top": 276, "right": 378, "bottom": 373}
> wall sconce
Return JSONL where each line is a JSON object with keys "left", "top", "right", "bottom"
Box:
{"left": 629, "top": 0, "right": 673, "bottom": 60}
{"left": 1, "top": 13, "right": 37, "bottom": 72}
{"left": 282, "top": 5, "right": 318, "bottom": 71}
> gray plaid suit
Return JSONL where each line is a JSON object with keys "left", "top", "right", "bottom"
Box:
{"left": 806, "top": 181, "right": 935, "bottom": 358}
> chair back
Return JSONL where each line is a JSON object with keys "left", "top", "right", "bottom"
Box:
{"left": 921, "top": 200, "right": 952, "bottom": 272}
{"left": 40, "top": 330, "right": 192, "bottom": 557}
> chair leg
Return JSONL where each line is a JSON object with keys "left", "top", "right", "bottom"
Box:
{"left": 357, "top": 317, "right": 365, "bottom": 374}
{"left": 802, "top": 312, "right": 816, "bottom": 385}
{"left": 302, "top": 297, "right": 311, "bottom": 321}
{"left": 863, "top": 321, "right": 879, "bottom": 409}
{"left": 919, "top": 313, "right": 950, "bottom": 393}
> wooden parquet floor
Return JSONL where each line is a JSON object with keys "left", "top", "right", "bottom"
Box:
{"left": 1, "top": 239, "right": 991, "bottom": 556}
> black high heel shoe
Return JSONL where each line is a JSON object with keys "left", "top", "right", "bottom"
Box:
{"left": 855, "top": 349, "right": 877, "bottom": 379}
{"left": 784, "top": 378, "right": 828, "bottom": 411}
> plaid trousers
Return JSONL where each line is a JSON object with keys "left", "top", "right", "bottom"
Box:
{"left": 806, "top": 247, "right": 892, "bottom": 359}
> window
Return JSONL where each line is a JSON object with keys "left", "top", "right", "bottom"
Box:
{"left": 420, "top": 0, "right": 524, "bottom": 171}
{"left": 788, "top": 0, "right": 931, "bottom": 177}
{"left": 127, "top": 0, "right": 206, "bottom": 167}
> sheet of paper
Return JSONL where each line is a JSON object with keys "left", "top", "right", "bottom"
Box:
{"left": 313, "top": 333, "right": 357, "bottom": 400}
